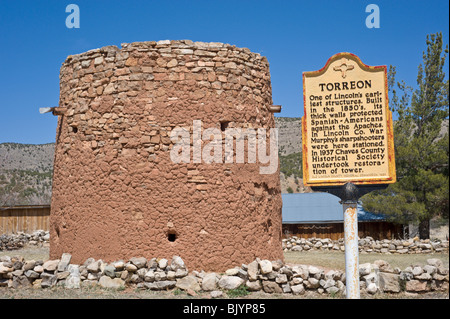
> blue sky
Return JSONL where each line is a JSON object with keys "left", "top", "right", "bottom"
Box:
{"left": 0, "top": 0, "right": 448, "bottom": 144}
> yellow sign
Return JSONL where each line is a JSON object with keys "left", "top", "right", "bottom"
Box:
{"left": 302, "top": 53, "right": 396, "bottom": 186}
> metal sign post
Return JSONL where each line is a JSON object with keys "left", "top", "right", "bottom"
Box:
{"left": 311, "top": 183, "right": 388, "bottom": 299}
{"left": 342, "top": 199, "right": 360, "bottom": 299}
{"left": 339, "top": 182, "right": 361, "bottom": 299}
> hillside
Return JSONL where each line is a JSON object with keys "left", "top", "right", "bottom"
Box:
{"left": 0, "top": 143, "right": 54, "bottom": 206}
{"left": 274, "top": 117, "right": 302, "bottom": 156}
{"left": 274, "top": 117, "right": 311, "bottom": 193}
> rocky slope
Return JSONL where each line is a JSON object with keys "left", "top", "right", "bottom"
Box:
{"left": 0, "top": 143, "right": 54, "bottom": 206}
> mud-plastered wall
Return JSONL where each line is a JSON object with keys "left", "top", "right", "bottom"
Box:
{"left": 50, "top": 40, "right": 283, "bottom": 271}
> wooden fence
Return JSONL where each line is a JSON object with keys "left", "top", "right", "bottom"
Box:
{"left": 282, "top": 221, "right": 404, "bottom": 240}
{"left": 0, "top": 205, "right": 50, "bottom": 234}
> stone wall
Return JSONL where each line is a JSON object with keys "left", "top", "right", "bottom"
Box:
{"left": 50, "top": 40, "right": 282, "bottom": 271}
{"left": 1, "top": 253, "right": 448, "bottom": 296}
{"left": 283, "top": 236, "right": 449, "bottom": 254}
{"left": 0, "top": 230, "right": 49, "bottom": 251}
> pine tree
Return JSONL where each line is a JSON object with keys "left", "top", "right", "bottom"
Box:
{"left": 361, "top": 32, "right": 449, "bottom": 239}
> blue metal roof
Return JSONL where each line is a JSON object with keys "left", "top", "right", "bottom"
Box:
{"left": 281, "top": 193, "right": 386, "bottom": 224}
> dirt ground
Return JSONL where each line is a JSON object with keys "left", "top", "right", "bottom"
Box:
{"left": 0, "top": 285, "right": 448, "bottom": 299}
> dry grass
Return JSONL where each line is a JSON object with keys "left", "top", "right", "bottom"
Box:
{"left": 0, "top": 245, "right": 49, "bottom": 261}
{"left": 284, "top": 250, "right": 449, "bottom": 271}
{"left": 1, "top": 283, "right": 447, "bottom": 300}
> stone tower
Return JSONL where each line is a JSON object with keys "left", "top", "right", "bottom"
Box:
{"left": 50, "top": 40, "right": 283, "bottom": 271}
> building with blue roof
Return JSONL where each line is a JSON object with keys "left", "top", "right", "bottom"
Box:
{"left": 282, "top": 193, "right": 403, "bottom": 240}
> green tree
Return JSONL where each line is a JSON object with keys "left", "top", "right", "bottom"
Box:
{"left": 361, "top": 32, "right": 449, "bottom": 239}
{"left": 279, "top": 152, "right": 302, "bottom": 179}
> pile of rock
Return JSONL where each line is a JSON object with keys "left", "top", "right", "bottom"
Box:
{"left": 360, "top": 258, "right": 449, "bottom": 294}
{"left": 0, "top": 254, "right": 190, "bottom": 291}
{"left": 0, "top": 230, "right": 50, "bottom": 250}
{"left": 1, "top": 254, "right": 448, "bottom": 296}
{"left": 283, "top": 236, "right": 449, "bottom": 254}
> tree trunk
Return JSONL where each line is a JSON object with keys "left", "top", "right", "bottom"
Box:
{"left": 418, "top": 219, "right": 430, "bottom": 239}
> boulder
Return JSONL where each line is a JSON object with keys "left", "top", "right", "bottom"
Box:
{"left": 98, "top": 276, "right": 125, "bottom": 289}
{"left": 412, "top": 266, "right": 423, "bottom": 276}
{"left": 145, "top": 280, "right": 176, "bottom": 290}
{"left": 366, "top": 282, "right": 378, "bottom": 294}
{"left": 262, "top": 280, "right": 282, "bottom": 293}
{"left": 103, "top": 265, "right": 116, "bottom": 278}
{"left": 24, "top": 270, "right": 40, "bottom": 279}
{"left": 125, "top": 263, "right": 137, "bottom": 272}
{"left": 87, "top": 261, "right": 100, "bottom": 273}
{"left": 0, "top": 263, "right": 13, "bottom": 274}
{"left": 320, "top": 279, "right": 336, "bottom": 289}
{"left": 176, "top": 275, "right": 200, "bottom": 291}
{"left": 144, "top": 270, "right": 155, "bottom": 282}
{"left": 154, "top": 271, "right": 167, "bottom": 281}
{"left": 158, "top": 258, "right": 168, "bottom": 270}
{"left": 23, "top": 260, "right": 36, "bottom": 271}
{"left": 218, "top": 275, "right": 244, "bottom": 290}
{"left": 363, "top": 273, "right": 378, "bottom": 286}
{"left": 406, "top": 279, "right": 430, "bottom": 293}
{"left": 10, "top": 275, "right": 31, "bottom": 289}
{"left": 378, "top": 272, "right": 400, "bottom": 293}
{"left": 129, "top": 257, "right": 147, "bottom": 269}
{"left": 43, "top": 259, "right": 60, "bottom": 272}
{"left": 373, "top": 260, "right": 394, "bottom": 273}
{"left": 201, "top": 273, "right": 218, "bottom": 291}
{"left": 66, "top": 265, "right": 81, "bottom": 289}
{"left": 258, "top": 260, "right": 272, "bottom": 274}
{"left": 291, "top": 284, "right": 305, "bottom": 295}
{"left": 225, "top": 268, "right": 239, "bottom": 276}
{"left": 275, "top": 273, "right": 288, "bottom": 284}
{"left": 427, "top": 258, "right": 444, "bottom": 268}
{"left": 305, "top": 277, "right": 320, "bottom": 289}
{"left": 247, "top": 260, "right": 259, "bottom": 281}
{"left": 170, "top": 256, "right": 186, "bottom": 271}
{"left": 33, "top": 265, "right": 44, "bottom": 273}
{"left": 292, "top": 265, "right": 309, "bottom": 279}
{"left": 58, "top": 253, "right": 72, "bottom": 272}
{"left": 272, "top": 260, "right": 284, "bottom": 271}
{"left": 245, "top": 280, "right": 262, "bottom": 291}
{"left": 166, "top": 271, "right": 176, "bottom": 281}
{"left": 359, "top": 263, "right": 372, "bottom": 276}
{"left": 281, "top": 283, "right": 291, "bottom": 293}
{"left": 175, "top": 269, "right": 188, "bottom": 278}
{"left": 423, "top": 265, "right": 437, "bottom": 275}
{"left": 112, "top": 260, "right": 124, "bottom": 270}
{"left": 308, "top": 266, "right": 322, "bottom": 276}
{"left": 57, "top": 271, "right": 70, "bottom": 280}
{"left": 41, "top": 273, "right": 57, "bottom": 288}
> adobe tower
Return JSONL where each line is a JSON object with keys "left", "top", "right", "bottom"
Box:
{"left": 50, "top": 40, "right": 282, "bottom": 271}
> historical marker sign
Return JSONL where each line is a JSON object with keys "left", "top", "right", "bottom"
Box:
{"left": 302, "top": 52, "right": 396, "bottom": 186}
